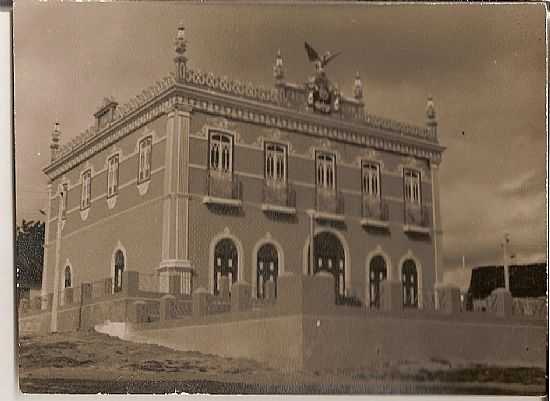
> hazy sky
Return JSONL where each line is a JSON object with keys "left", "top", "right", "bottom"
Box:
{"left": 13, "top": 2, "right": 547, "bottom": 286}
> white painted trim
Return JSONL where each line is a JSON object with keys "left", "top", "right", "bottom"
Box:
{"left": 301, "top": 227, "right": 351, "bottom": 296}
{"left": 397, "top": 250, "right": 424, "bottom": 309}
{"left": 251, "top": 233, "right": 285, "bottom": 299}
{"left": 364, "top": 246, "right": 393, "bottom": 305}
{"left": 208, "top": 227, "right": 245, "bottom": 294}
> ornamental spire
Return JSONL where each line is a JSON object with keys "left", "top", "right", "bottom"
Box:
{"left": 353, "top": 71, "right": 363, "bottom": 101}
{"left": 426, "top": 95, "right": 437, "bottom": 125}
{"left": 174, "top": 22, "right": 188, "bottom": 82}
{"left": 273, "top": 49, "right": 284, "bottom": 82}
{"left": 50, "top": 122, "right": 61, "bottom": 162}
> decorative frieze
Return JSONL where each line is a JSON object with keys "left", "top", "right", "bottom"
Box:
{"left": 46, "top": 70, "right": 443, "bottom": 180}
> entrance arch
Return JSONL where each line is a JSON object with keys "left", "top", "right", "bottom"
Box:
{"left": 304, "top": 231, "right": 347, "bottom": 299}
{"left": 256, "top": 243, "right": 279, "bottom": 299}
{"left": 113, "top": 249, "right": 125, "bottom": 293}
{"left": 212, "top": 238, "right": 239, "bottom": 295}
{"left": 401, "top": 259, "right": 418, "bottom": 308}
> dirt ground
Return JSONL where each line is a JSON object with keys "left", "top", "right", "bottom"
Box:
{"left": 17, "top": 331, "right": 547, "bottom": 395}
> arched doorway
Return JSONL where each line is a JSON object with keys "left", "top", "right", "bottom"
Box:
{"left": 307, "top": 231, "right": 345, "bottom": 299}
{"left": 114, "top": 250, "right": 125, "bottom": 293}
{"left": 256, "top": 243, "right": 278, "bottom": 299}
{"left": 369, "top": 255, "right": 387, "bottom": 309}
{"left": 213, "top": 238, "right": 238, "bottom": 295}
{"left": 64, "top": 265, "right": 72, "bottom": 288}
{"left": 402, "top": 259, "right": 418, "bottom": 307}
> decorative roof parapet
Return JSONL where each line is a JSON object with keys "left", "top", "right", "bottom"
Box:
{"left": 48, "top": 69, "right": 437, "bottom": 166}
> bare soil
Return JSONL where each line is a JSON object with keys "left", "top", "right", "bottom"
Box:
{"left": 17, "top": 331, "right": 546, "bottom": 395}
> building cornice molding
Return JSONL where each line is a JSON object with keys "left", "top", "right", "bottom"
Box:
{"left": 44, "top": 75, "right": 445, "bottom": 180}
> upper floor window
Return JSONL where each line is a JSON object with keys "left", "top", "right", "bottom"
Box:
{"left": 362, "top": 161, "right": 380, "bottom": 198}
{"left": 209, "top": 131, "right": 233, "bottom": 174}
{"left": 107, "top": 155, "right": 119, "bottom": 198}
{"left": 60, "top": 183, "right": 68, "bottom": 218}
{"left": 404, "top": 168, "right": 421, "bottom": 205}
{"left": 80, "top": 170, "right": 92, "bottom": 210}
{"left": 316, "top": 152, "right": 336, "bottom": 191}
{"left": 138, "top": 136, "right": 152, "bottom": 183}
{"left": 265, "top": 142, "right": 287, "bottom": 184}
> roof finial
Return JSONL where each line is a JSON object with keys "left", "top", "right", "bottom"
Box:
{"left": 174, "top": 22, "right": 188, "bottom": 82}
{"left": 353, "top": 71, "right": 363, "bottom": 101}
{"left": 273, "top": 49, "right": 284, "bottom": 82}
{"left": 50, "top": 122, "right": 61, "bottom": 162}
{"left": 426, "top": 95, "right": 436, "bottom": 125}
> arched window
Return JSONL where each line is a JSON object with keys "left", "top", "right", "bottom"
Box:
{"left": 256, "top": 243, "right": 278, "bottom": 299}
{"left": 307, "top": 231, "right": 345, "bottom": 300}
{"left": 138, "top": 136, "right": 152, "bottom": 183}
{"left": 362, "top": 162, "right": 380, "bottom": 198}
{"left": 402, "top": 259, "right": 418, "bottom": 307}
{"left": 213, "top": 238, "right": 238, "bottom": 295}
{"left": 209, "top": 132, "right": 233, "bottom": 174}
{"left": 316, "top": 152, "right": 336, "bottom": 191}
{"left": 114, "top": 250, "right": 125, "bottom": 293}
{"left": 369, "top": 255, "right": 387, "bottom": 309}
{"left": 404, "top": 169, "right": 421, "bottom": 205}
{"left": 265, "top": 143, "right": 287, "bottom": 184}
{"left": 64, "top": 265, "right": 72, "bottom": 288}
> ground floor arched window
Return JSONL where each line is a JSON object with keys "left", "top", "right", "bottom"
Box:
{"left": 307, "top": 231, "right": 345, "bottom": 300}
{"left": 64, "top": 265, "right": 72, "bottom": 288}
{"left": 114, "top": 250, "right": 125, "bottom": 293}
{"left": 402, "top": 259, "right": 418, "bottom": 307}
{"left": 213, "top": 238, "right": 238, "bottom": 295}
{"left": 369, "top": 255, "right": 387, "bottom": 308}
{"left": 256, "top": 243, "right": 278, "bottom": 299}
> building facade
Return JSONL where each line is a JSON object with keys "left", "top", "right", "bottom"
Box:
{"left": 41, "top": 25, "right": 445, "bottom": 315}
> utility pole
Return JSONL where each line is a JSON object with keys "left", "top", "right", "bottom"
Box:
{"left": 50, "top": 187, "right": 65, "bottom": 333}
{"left": 307, "top": 209, "right": 315, "bottom": 275}
{"left": 502, "top": 233, "right": 511, "bottom": 291}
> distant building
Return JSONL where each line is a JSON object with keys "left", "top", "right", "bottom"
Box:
{"left": 40, "top": 24, "right": 445, "bottom": 314}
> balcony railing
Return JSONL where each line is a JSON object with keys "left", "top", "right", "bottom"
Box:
{"left": 361, "top": 196, "right": 390, "bottom": 229}
{"left": 403, "top": 203, "right": 431, "bottom": 234}
{"left": 203, "top": 172, "right": 242, "bottom": 207}
{"left": 314, "top": 189, "right": 345, "bottom": 221}
{"left": 261, "top": 182, "right": 296, "bottom": 214}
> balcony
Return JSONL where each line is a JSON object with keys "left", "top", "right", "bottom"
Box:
{"left": 313, "top": 189, "right": 345, "bottom": 222}
{"left": 202, "top": 172, "right": 242, "bottom": 207}
{"left": 360, "top": 196, "right": 390, "bottom": 229}
{"left": 403, "top": 203, "right": 431, "bottom": 235}
{"left": 261, "top": 182, "right": 296, "bottom": 215}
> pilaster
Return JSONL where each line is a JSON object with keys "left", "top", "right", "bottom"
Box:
{"left": 430, "top": 161, "right": 444, "bottom": 292}
{"left": 159, "top": 104, "right": 194, "bottom": 284}
{"left": 40, "top": 183, "right": 53, "bottom": 310}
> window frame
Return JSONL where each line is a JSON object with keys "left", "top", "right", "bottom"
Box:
{"left": 403, "top": 168, "right": 422, "bottom": 205}
{"left": 264, "top": 141, "right": 288, "bottom": 185}
{"left": 315, "top": 151, "right": 337, "bottom": 191}
{"left": 137, "top": 136, "right": 153, "bottom": 184}
{"left": 208, "top": 130, "right": 234, "bottom": 175}
{"left": 361, "top": 160, "right": 381, "bottom": 199}
{"left": 80, "top": 169, "right": 92, "bottom": 210}
{"left": 107, "top": 154, "right": 120, "bottom": 198}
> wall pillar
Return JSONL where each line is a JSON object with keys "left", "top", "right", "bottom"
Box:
{"left": 159, "top": 104, "right": 195, "bottom": 285}
{"left": 231, "top": 281, "right": 252, "bottom": 312}
{"left": 436, "top": 284, "right": 461, "bottom": 314}
{"left": 430, "top": 161, "right": 444, "bottom": 308}
{"left": 192, "top": 287, "right": 210, "bottom": 318}
{"left": 492, "top": 288, "right": 513, "bottom": 318}
{"left": 380, "top": 280, "right": 403, "bottom": 312}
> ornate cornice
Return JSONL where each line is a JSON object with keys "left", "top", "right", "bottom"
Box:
{"left": 44, "top": 70, "right": 445, "bottom": 180}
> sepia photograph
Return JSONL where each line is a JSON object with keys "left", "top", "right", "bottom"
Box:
{"left": 13, "top": 1, "right": 547, "bottom": 396}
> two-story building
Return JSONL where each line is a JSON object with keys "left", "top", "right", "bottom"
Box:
{"left": 41, "top": 24, "right": 445, "bottom": 320}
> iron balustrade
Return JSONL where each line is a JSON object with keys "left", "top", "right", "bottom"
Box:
{"left": 262, "top": 182, "right": 296, "bottom": 208}
{"left": 361, "top": 196, "right": 389, "bottom": 221}
{"left": 315, "top": 188, "right": 344, "bottom": 215}
{"left": 205, "top": 172, "right": 242, "bottom": 201}
{"left": 403, "top": 203, "right": 430, "bottom": 227}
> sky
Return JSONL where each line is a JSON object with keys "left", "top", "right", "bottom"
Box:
{"left": 13, "top": 2, "right": 547, "bottom": 288}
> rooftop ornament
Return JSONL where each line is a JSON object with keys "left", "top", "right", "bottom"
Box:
{"left": 353, "top": 72, "right": 363, "bottom": 102}
{"left": 174, "top": 22, "right": 188, "bottom": 82}
{"left": 273, "top": 49, "right": 284, "bottom": 82}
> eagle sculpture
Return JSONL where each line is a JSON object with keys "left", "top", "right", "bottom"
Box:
{"left": 304, "top": 42, "right": 341, "bottom": 72}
